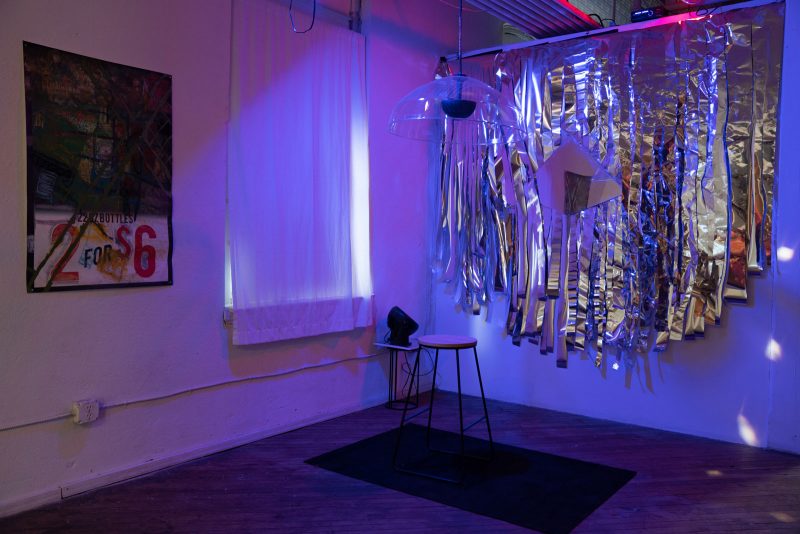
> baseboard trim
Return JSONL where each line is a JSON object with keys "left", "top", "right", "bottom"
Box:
{"left": 0, "top": 393, "right": 386, "bottom": 519}
{"left": 0, "top": 488, "right": 63, "bottom": 520}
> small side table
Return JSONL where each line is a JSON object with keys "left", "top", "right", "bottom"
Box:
{"left": 375, "top": 341, "right": 421, "bottom": 410}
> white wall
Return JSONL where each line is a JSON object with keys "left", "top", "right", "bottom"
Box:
{"left": 768, "top": 0, "right": 800, "bottom": 453}
{"left": 366, "top": 1, "right": 503, "bottom": 335}
{"left": 0, "top": 0, "right": 502, "bottom": 517}
{"left": 432, "top": 1, "right": 800, "bottom": 455}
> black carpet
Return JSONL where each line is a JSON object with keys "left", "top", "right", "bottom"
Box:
{"left": 306, "top": 424, "right": 635, "bottom": 533}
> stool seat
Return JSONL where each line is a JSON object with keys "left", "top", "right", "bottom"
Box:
{"left": 417, "top": 334, "right": 477, "bottom": 349}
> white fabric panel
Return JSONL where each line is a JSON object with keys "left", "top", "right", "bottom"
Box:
{"left": 228, "top": 0, "right": 372, "bottom": 345}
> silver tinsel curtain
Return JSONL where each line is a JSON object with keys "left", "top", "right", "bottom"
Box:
{"left": 433, "top": 3, "right": 784, "bottom": 367}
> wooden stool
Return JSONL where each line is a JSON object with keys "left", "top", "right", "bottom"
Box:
{"left": 392, "top": 334, "right": 493, "bottom": 483}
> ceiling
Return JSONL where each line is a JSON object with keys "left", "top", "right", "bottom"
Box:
{"left": 466, "top": 0, "right": 600, "bottom": 39}
{"left": 466, "top": 0, "right": 747, "bottom": 39}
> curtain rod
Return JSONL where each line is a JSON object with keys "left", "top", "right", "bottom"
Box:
{"left": 284, "top": 0, "right": 361, "bottom": 33}
{"left": 446, "top": 0, "right": 783, "bottom": 61}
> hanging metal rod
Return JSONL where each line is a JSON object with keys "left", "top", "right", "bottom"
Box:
{"left": 287, "top": 0, "right": 361, "bottom": 33}
{"left": 446, "top": 0, "right": 783, "bottom": 61}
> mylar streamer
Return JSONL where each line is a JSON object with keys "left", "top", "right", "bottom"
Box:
{"left": 432, "top": 4, "right": 784, "bottom": 367}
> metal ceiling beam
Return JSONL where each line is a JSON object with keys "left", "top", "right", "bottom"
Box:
{"left": 466, "top": 0, "right": 600, "bottom": 38}
{"left": 468, "top": 0, "right": 568, "bottom": 36}
{"left": 453, "top": 0, "right": 779, "bottom": 60}
{"left": 517, "top": 0, "right": 598, "bottom": 31}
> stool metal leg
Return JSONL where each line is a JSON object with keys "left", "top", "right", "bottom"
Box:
{"left": 425, "top": 348, "right": 440, "bottom": 449}
{"left": 456, "top": 349, "right": 465, "bottom": 459}
{"left": 414, "top": 351, "right": 420, "bottom": 407}
{"left": 473, "top": 346, "right": 494, "bottom": 453}
{"left": 392, "top": 346, "right": 421, "bottom": 468}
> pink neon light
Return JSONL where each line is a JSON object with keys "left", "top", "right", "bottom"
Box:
{"left": 637, "top": 10, "right": 711, "bottom": 30}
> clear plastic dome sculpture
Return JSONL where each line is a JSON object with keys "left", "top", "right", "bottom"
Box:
{"left": 389, "top": 74, "right": 526, "bottom": 146}
{"left": 388, "top": 0, "right": 526, "bottom": 147}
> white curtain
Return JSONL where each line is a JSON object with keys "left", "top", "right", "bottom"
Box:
{"left": 228, "top": 0, "right": 373, "bottom": 345}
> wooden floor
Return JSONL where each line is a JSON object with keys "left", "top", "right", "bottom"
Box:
{"left": 2, "top": 392, "right": 799, "bottom": 533}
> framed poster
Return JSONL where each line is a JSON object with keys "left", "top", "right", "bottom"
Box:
{"left": 24, "top": 42, "right": 173, "bottom": 292}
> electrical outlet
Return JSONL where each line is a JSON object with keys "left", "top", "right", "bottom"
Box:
{"left": 71, "top": 399, "right": 100, "bottom": 425}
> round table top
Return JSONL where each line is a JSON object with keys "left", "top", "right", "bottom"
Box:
{"left": 417, "top": 334, "right": 477, "bottom": 349}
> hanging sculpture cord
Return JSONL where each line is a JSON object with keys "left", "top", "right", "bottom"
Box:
{"left": 433, "top": 4, "right": 784, "bottom": 367}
